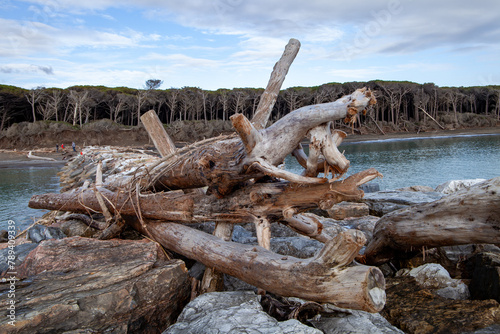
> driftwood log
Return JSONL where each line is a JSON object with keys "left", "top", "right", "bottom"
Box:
{"left": 360, "top": 177, "right": 500, "bottom": 265}
{"left": 29, "top": 38, "right": 387, "bottom": 312}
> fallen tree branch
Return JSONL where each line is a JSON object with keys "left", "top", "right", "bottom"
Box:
{"left": 30, "top": 169, "right": 382, "bottom": 226}
{"left": 360, "top": 177, "right": 500, "bottom": 265}
{"left": 133, "top": 220, "right": 385, "bottom": 312}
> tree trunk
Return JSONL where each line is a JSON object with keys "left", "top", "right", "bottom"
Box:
{"left": 360, "top": 177, "right": 500, "bottom": 265}
{"left": 137, "top": 221, "right": 386, "bottom": 312}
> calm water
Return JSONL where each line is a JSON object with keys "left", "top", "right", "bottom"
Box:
{"left": 0, "top": 167, "right": 60, "bottom": 232}
{"left": 1, "top": 134, "right": 499, "bottom": 232}
{"left": 284, "top": 134, "right": 500, "bottom": 191}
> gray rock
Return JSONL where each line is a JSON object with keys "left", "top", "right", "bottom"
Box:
{"left": 362, "top": 190, "right": 444, "bottom": 216}
{"left": 271, "top": 237, "right": 323, "bottom": 259}
{"left": 310, "top": 309, "right": 404, "bottom": 334}
{"left": 0, "top": 242, "right": 38, "bottom": 276}
{"left": 359, "top": 183, "right": 380, "bottom": 193}
{"left": 58, "top": 219, "right": 99, "bottom": 238}
{"left": 341, "top": 216, "right": 379, "bottom": 244}
{"left": 27, "top": 224, "right": 66, "bottom": 243}
{"left": 435, "top": 283, "right": 470, "bottom": 300}
{"left": 401, "top": 263, "right": 470, "bottom": 300}
{"left": 232, "top": 224, "right": 257, "bottom": 244}
{"left": 408, "top": 263, "right": 455, "bottom": 289}
{"left": 435, "top": 179, "right": 486, "bottom": 194}
{"left": 163, "top": 291, "right": 322, "bottom": 334}
{"left": 463, "top": 324, "right": 500, "bottom": 333}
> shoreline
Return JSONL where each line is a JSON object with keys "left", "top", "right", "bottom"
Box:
{"left": 1, "top": 126, "right": 498, "bottom": 168}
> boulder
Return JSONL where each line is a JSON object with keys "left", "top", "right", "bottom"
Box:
{"left": 362, "top": 190, "right": 444, "bottom": 216}
{"left": 359, "top": 182, "right": 380, "bottom": 193}
{"left": 0, "top": 237, "right": 191, "bottom": 333}
{"left": 310, "top": 309, "right": 405, "bottom": 334}
{"left": 435, "top": 179, "right": 487, "bottom": 194}
{"left": 340, "top": 216, "right": 379, "bottom": 245}
{"left": 163, "top": 291, "right": 321, "bottom": 334}
{"left": 396, "top": 263, "right": 470, "bottom": 300}
{"left": 407, "top": 263, "right": 456, "bottom": 289}
{"left": 27, "top": 224, "right": 66, "bottom": 243}
{"left": 327, "top": 202, "right": 370, "bottom": 220}
{"left": 270, "top": 237, "right": 323, "bottom": 259}
{"left": 57, "top": 219, "right": 99, "bottom": 238}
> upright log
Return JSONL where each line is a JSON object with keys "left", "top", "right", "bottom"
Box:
{"left": 140, "top": 110, "right": 177, "bottom": 157}
{"left": 252, "top": 38, "right": 301, "bottom": 130}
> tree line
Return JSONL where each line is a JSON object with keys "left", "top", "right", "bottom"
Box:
{"left": 1, "top": 79, "right": 499, "bottom": 132}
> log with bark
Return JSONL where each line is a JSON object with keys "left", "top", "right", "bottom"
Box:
{"left": 28, "top": 38, "right": 386, "bottom": 312}
{"left": 359, "top": 177, "right": 500, "bottom": 265}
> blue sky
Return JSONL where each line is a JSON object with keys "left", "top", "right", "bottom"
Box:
{"left": 1, "top": 0, "right": 499, "bottom": 90}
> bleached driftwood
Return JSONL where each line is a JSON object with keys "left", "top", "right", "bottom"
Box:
{"left": 360, "top": 177, "right": 500, "bottom": 265}
{"left": 29, "top": 38, "right": 386, "bottom": 312}
{"left": 27, "top": 151, "right": 56, "bottom": 161}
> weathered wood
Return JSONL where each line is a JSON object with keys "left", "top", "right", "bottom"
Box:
{"left": 361, "top": 177, "right": 500, "bottom": 265}
{"left": 200, "top": 222, "right": 234, "bottom": 294}
{"left": 141, "top": 88, "right": 376, "bottom": 196}
{"left": 134, "top": 220, "right": 385, "bottom": 312}
{"left": 29, "top": 168, "right": 381, "bottom": 226}
{"left": 27, "top": 151, "right": 56, "bottom": 161}
{"left": 252, "top": 38, "right": 301, "bottom": 130}
{"left": 418, "top": 107, "right": 445, "bottom": 130}
{"left": 140, "top": 110, "right": 177, "bottom": 157}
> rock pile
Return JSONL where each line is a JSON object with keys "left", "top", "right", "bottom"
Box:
{"left": 2, "top": 151, "right": 499, "bottom": 334}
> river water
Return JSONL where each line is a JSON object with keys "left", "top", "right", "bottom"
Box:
{"left": 1, "top": 134, "right": 500, "bottom": 231}
{"left": 285, "top": 133, "right": 500, "bottom": 191}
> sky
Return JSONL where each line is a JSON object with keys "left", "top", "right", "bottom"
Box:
{"left": 1, "top": 0, "right": 499, "bottom": 91}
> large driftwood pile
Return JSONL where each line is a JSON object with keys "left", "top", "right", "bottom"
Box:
{"left": 28, "top": 39, "right": 500, "bottom": 314}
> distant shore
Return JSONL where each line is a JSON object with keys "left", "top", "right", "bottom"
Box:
{"left": 1, "top": 126, "right": 498, "bottom": 168}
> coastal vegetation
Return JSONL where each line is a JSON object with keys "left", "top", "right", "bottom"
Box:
{"left": 1, "top": 81, "right": 499, "bottom": 134}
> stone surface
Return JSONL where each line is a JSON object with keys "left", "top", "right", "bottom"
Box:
{"left": 310, "top": 309, "right": 405, "bottom": 334}
{"left": 362, "top": 190, "right": 444, "bottom": 216}
{"left": 163, "top": 291, "right": 322, "bottom": 334}
{"left": 382, "top": 277, "right": 500, "bottom": 334}
{"left": 327, "top": 202, "right": 370, "bottom": 220}
{"left": 359, "top": 182, "right": 380, "bottom": 193}
{"left": 270, "top": 236, "right": 323, "bottom": 259}
{"left": 408, "top": 263, "right": 455, "bottom": 289}
{"left": 26, "top": 224, "right": 66, "bottom": 243}
{"left": 57, "top": 219, "right": 99, "bottom": 238}
{"left": 400, "top": 263, "right": 470, "bottom": 300}
{"left": 0, "top": 237, "right": 191, "bottom": 333}
{"left": 435, "top": 179, "right": 487, "bottom": 194}
{"left": 339, "top": 216, "right": 379, "bottom": 245}
{"left": 0, "top": 242, "right": 37, "bottom": 276}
